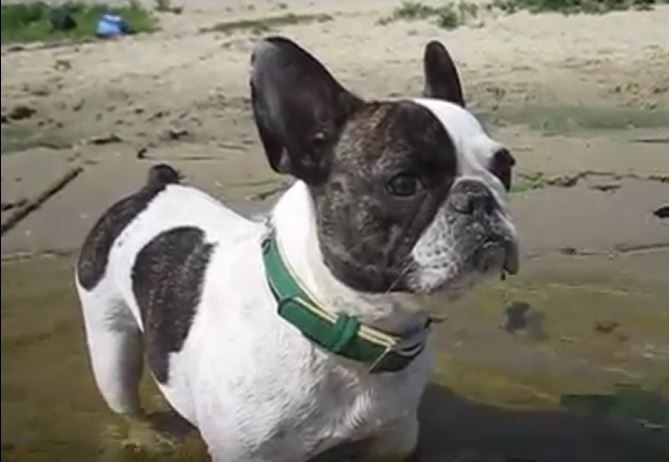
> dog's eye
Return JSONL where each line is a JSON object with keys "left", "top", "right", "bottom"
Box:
{"left": 387, "top": 174, "right": 420, "bottom": 197}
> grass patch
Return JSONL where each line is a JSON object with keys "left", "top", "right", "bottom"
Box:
{"left": 1, "top": 125, "right": 73, "bottom": 154}
{"left": 511, "top": 172, "right": 546, "bottom": 193}
{"left": 201, "top": 12, "right": 332, "bottom": 35}
{"left": 381, "top": 0, "right": 662, "bottom": 28}
{"left": 493, "top": 0, "right": 659, "bottom": 14}
{"left": 1, "top": 1, "right": 157, "bottom": 45}
{"left": 484, "top": 105, "right": 669, "bottom": 135}
{"left": 155, "top": 0, "right": 172, "bottom": 12}
{"left": 520, "top": 106, "right": 669, "bottom": 135}
{"left": 379, "top": 1, "right": 480, "bottom": 29}
{"left": 154, "top": 0, "right": 183, "bottom": 14}
{"left": 562, "top": 383, "right": 669, "bottom": 430}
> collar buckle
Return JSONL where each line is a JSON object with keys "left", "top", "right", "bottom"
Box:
{"left": 368, "top": 346, "right": 393, "bottom": 373}
{"left": 368, "top": 324, "right": 429, "bottom": 373}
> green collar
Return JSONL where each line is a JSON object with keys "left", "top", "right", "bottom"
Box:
{"left": 262, "top": 232, "right": 428, "bottom": 373}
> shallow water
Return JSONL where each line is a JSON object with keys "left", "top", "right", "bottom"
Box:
{"left": 2, "top": 252, "right": 668, "bottom": 462}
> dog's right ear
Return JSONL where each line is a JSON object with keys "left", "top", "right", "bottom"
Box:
{"left": 423, "top": 41, "right": 465, "bottom": 107}
{"left": 250, "top": 37, "right": 363, "bottom": 183}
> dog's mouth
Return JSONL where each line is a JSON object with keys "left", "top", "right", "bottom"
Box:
{"left": 475, "top": 237, "right": 519, "bottom": 280}
{"left": 415, "top": 235, "right": 519, "bottom": 296}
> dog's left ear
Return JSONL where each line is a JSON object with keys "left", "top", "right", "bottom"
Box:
{"left": 423, "top": 41, "right": 465, "bottom": 107}
{"left": 250, "top": 37, "right": 363, "bottom": 183}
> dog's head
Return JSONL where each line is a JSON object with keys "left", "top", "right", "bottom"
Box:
{"left": 251, "top": 37, "right": 518, "bottom": 296}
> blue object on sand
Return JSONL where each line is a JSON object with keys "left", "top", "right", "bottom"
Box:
{"left": 96, "top": 14, "right": 130, "bottom": 38}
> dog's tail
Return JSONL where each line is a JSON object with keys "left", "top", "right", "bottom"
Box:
{"left": 146, "top": 164, "right": 181, "bottom": 188}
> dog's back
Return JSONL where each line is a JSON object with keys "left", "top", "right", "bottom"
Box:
{"left": 75, "top": 164, "right": 256, "bottom": 421}
{"left": 77, "top": 164, "right": 181, "bottom": 292}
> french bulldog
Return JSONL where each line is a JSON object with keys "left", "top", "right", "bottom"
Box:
{"left": 76, "top": 37, "right": 518, "bottom": 461}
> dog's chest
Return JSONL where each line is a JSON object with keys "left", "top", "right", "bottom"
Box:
{"left": 245, "top": 352, "right": 430, "bottom": 456}
{"left": 308, "top": 360, "right": 427, "bottom": 438}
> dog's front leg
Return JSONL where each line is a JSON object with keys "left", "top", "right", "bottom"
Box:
{"left": 365, "top": 415, "right": 420, "bottom": 462}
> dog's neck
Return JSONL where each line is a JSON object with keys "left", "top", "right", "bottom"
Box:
{"left": 270, "top": 182, "right": 429, "bottom": 335}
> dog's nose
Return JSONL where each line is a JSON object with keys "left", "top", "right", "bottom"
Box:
{"left": 449, "top": 179, "right": 496, "bottom": 216}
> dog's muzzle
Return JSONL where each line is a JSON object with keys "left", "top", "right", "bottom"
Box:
{"left": 449, "top": 179, "right": 519, "bottom": 276}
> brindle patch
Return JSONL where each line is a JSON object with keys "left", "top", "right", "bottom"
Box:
{"left": 311, "top": 101, "right": 458, "bottom": 293}
{"left": 131, "top": 226, "right": 214, "bottom": 384}
{"left": 77, "top": 164, "right": 180, "bottom": 291}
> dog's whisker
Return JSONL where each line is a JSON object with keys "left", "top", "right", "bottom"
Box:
{"left": 385, "top": 260, "right": 414, "bottom": 294}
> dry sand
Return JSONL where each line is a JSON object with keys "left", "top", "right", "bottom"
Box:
{"left": 1, "top": 1, "right": 668, "bottom": 257}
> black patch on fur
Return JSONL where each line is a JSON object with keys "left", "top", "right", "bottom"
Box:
{"left": 654, "top": 205, "right": 669, "bottom": 219}
{"left": 423, "top": 40, "right": 465, "bottom": 107}
{"left": 489, "top": 148, "right": 515, "bottom": 191}
{"left": 131, "top": 226, "right": 214, "bottom": 384}
{"left": 146, "top": 164, "right": 182, "bottom": 188}
{"left": 311, "top": 101, "right": 458, "bottom": 293}
{"left": 77, "top": 164, "right": 181, "bottom": 290}
{"left": 250, "top": 36, "right": 363, "bottom": 183}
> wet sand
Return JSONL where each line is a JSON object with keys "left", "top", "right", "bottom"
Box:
{"left": 2, "top": 252, "right": 668, "bottom": 461}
